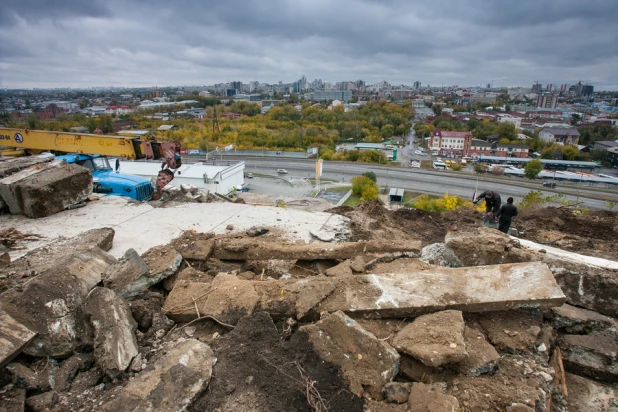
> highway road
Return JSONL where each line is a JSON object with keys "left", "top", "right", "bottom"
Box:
{"left": 212, "top": 157, "right": 618, "bottom": 210}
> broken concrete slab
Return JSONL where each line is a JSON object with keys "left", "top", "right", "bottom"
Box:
{"left": 550, "top": 304, "right": 617, "bottom": 334}
{"left": 457, "top": 326, "right": 500, "bottom": 376}
{"left": 543, "top": 257, "right": 618, "bottom": 318}
{"left": 1, "top": 227, "right": 115, "bottom": 293}
{"left": 317, "top": 261, "right": 566, "bottom": 317}
{"left": 103, "top": 248, "right": 150, "bottom": 297}
{"left": 163, "top": 276, "right": 336, "bottom": 323}
{"left": 350, "top": 255, "right": 366, "bottom": 273}
{"left": 104, "top": 245, "right": 181, "bottom": 298}
{"left": 0, "top": 161, "right": 92, "bottom": 218}
{"left": 211, "top": 238, "right": 421, "bottom": 261}
{"left": 309, "top": 229, "right": 336, "bottom": 242}
{"left": 444, "top": 227, "right": 535, "bottom": 267}
{"left": 300, "top": 311, "right": 400, "bottom": 399}
{"left": 0, "top": 247, "right": 115, "bottom": 357}
{"left": 392, "top": 310, "right": 466, "bottom": 367}
{"left": 467, "top": 310, "right": 543, "bottom": 353}
{"left": 84, "top": 287, "right": 138, "bottom": 377}
{"left": 559, "top": 331, "right": 618, "bottom": 381}
{"left": 165, "top": 262, "right": 565, "bottom": 322}
{"left": 408, "top": 382, "right": 460, "bottom": 412}
{"left": 565, "top": 372, "right": 618, "bottom": 412}
{"left": 6, "top": 362, "right": 54, "bottom": 391}
{"left": 0, "top": 309, "right": 37, "bottom": 368}
{"left": 0, "top": 154, "right": 53, "bottom": 178}
{"left": 102, "top": 338, "right": 215, "bottom": 412}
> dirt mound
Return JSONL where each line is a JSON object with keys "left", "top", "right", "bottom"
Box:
{"left": 519, "top": 207, "right": 618, "bottom": 259}
{"left": 191, "top": 312, "right": 364, "bottom": 412}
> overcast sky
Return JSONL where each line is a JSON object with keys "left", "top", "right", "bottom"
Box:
{"left": 1, "top": 0, "right": 617, "bottom": 90}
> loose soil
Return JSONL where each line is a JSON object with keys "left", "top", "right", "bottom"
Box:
{"left": 190, "top": 311, "right": 365, "bottom": 412}
{"left": 327, "top": 201, "right": 618, "bottom": 260}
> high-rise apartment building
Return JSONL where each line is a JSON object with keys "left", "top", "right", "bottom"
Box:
{"left": 536, "top": 93, "right": 558, "bottom": 109}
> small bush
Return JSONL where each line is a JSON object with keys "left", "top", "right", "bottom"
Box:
{"left": 412, "top": 193, "right": 474, "bottom": 213}
{"left": 351, "top": 175, "right": 379, "bottom": 201}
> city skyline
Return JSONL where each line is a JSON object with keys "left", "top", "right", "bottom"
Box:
{"left": 1, "top": 0, "right": 617, "bottom": 90}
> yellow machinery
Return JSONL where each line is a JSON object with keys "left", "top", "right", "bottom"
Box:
{"left": 0, "top": 128, "right": 182, "bottom": 200}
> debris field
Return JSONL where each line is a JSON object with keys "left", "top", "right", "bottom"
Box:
{"left": 0, "top": 200, "right": 617, "bottom": 412}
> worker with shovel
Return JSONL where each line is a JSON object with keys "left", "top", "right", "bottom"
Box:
{"left": 473, "top": 190, "right": 502, "bottom": 228}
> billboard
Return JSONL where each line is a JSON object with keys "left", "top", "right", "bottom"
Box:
{"left": 188, "top": 149, "right": 200, "bottom": 155}
{"left": 315, "top": 159, "right": 323, "bottom": 179}
{"left": 307, "top": 147, "right": 318, "bottom": 158}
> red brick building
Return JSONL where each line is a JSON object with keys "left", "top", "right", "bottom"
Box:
{"left": 429, "top": 128, "right": 473, "bottom": 157}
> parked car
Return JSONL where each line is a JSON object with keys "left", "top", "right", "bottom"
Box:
{"left": 277, "top": 169, "right": 288, "bottom": 174}
{"left": 414, "top": 150, "right": 426, "bottom": 156}
{"left": 245, "top": 173, "right": 254, "bottom": 178}
{"left": 543, "top": 181, "right": 557, "bottom": 188}
{"left": 410, "top": 161, "right": 421, "bottom": 168}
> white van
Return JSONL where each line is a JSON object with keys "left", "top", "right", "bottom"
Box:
{"left": 433, "top": 161, "right": 447, "bottom": 170}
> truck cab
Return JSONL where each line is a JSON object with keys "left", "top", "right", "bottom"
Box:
{"left": 56, "top": 154, "right": 154, "bottom": 201}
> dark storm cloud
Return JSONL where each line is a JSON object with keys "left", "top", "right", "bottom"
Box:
{"left": 0, "top": 0, "right": 616, "bottom": 89}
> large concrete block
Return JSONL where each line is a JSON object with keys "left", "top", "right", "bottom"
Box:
{"left": 0, "top": 161, "right": 92, "bottom": 218}
{"left": 102, "top": 339, "right": 215, "bottom": 412}
{"left": 0, "top": 247, "right": 116, "bottom": 357}
{"left": 0, "top": 155, "right": 53, "bottom": 178}
{"left": 84, "top": 287, "right": 139, "bottom": 377}
{"left": 317, "top": 261, "right": 566, "bottom": 317}
{"left": 300, "top": 311, "right": 400, "bottom": 399}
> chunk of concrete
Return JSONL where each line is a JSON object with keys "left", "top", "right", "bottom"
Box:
{"left": 408, "top": 382, "right": 460, "bottom": 412}
{"left": 559, "top": 331, "right": 618, "bottom": 381}
{"left": 0, "top": 309, "right": 37, "bottom": 368}
{"left": 0, "top": 161, "right": 92, "bottom": 218}
{"left": 468, "top": 310, "right": 543, "bottom": 353}
{"left": 565, "top": 372, "right": 618, "bottom": 412}
{"left": 393, "top": 310, "right": 466, "bottom": 367}
{"left": 102, "top": 339, "right": 216, "bottom": 412}
{"left": 544, "top": 257, "right": 618, "bottom": 318}
{"left": 317, "top": 261, "right": 566, "bottom": 317}
{"left": 383, "top": 382, "right": 412, "bottom": 404}
{"left": 309, "top": 229, "right": 336, "bottom": 242}
{"left": 420, "top": 243, "right": 463, "bottom": 268}
{"left": 103, "top": 248, "right": 150, "bottom": 297}
{"left": 2, "top": 228, "right": 115, "bottom": 292}
{"left": 104, "top": 246, "right": 181, "bottom": 298}
{"left": 164, "top": 276, "right": 335, "bottom": 323}
{"left": 457, "top": 326, "right": 500, "bottom": 376}
{"left": 398, "top": 355, "right": 442, "bottom": 382}
{"left": 444, "top": 227, "right": 535, "bottom": 267}
{"left": 550, "top": 304, "right": 617, "bottom": 333}
{"left": 212, "top": 238, "right": 421, "bottom": 261}
{"left": 300, "top": 311, "right": 400, "bottom": 399}
{"left": 0, "top": 248, "right": 115, "bottom": 357}
{"left": 350, "top": 256, "right": 366, "bottom": 273}
{"left": 246, "top": 226, "right": 269, "bottom": 237}
{"left": 324, "top": 259, "right": 353, "bottom": 276}
{"left": 84, "top": 287, "right": 139, "bottom": 377}
{"left": 0, "top": 154, "right": 53, "bottom": 178}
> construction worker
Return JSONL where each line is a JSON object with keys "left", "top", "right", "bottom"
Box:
{"left": 496, "top": 197, "right": 518, "bottom": 234}
{"left": 473, "top": 190, "right": 502, "bottom": 216}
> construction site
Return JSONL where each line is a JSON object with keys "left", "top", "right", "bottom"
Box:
{"left": 0, "top": 133, "right": 617, "bottom": 412}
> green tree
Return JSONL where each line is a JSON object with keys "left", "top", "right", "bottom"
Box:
{"left": 362, "top": 171, "right": 377, "bottom": 182}
{"left": 350, "top": 175, "right": 379, "bottom": 201}
{"left": 524, "top": 159, "right": 543, "bottom": 180}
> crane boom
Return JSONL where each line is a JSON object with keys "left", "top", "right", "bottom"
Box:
{"left": 0, "top": 127, "right": 182, "bottom": 200}
{"left": 0, "top": 128, "right": 180, "bottom": 165}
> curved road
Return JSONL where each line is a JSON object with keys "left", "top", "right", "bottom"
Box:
{"left": 190, "top": 156, "right": 618, "bottom": 209}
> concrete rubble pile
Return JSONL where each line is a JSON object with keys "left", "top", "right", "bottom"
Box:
{"left": 0, "top": 225, "right": 617, "bottom": 412}
{"left": 0, "top": 158, "right": 93, "bottom": 218}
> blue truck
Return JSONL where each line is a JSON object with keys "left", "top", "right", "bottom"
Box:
{"left": 56, "top": 154, "right": 154, "bottom": 201}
